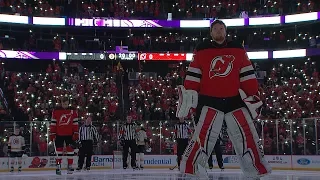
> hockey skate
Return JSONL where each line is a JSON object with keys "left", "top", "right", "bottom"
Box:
{"left": 67, "top": 165, "right": 74, "bottom": 174}
{"left": 220, "top": 166, "right": 225, "bottom": 171}
{"left": 18, "top": 167, "right": 22, "bottom": 172}
{"left": 139, "top": 165, "right": 144, "bottom": 170}
{"left": 10, "top": 167, "right": 14, "bottom": 173}
{"left": 76, "top": 167, "right": 82, "bottom": 172}
{"left": 85, "top": 167, "right": 90, "bottom": 171}
{"left": 56, "top": 164, "right": 61, "bottom": 175}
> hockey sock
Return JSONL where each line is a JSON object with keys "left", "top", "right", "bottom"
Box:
{"left": 18, "top": 157, "right": 22, "bottom": 166}
{"left": 56, "top": 158, "right": 62, "bottom": 165}
{"left": 11, "top": 158, "right": 15, "bottom": 166}
{"left": 67, "top": 158, "right": 73, "bottom": 165}
{"left": 136, "top": 153, "right": 140, "bottom": 167}
{"left": 139, "top": 153, "right": 144, "bottom": 167}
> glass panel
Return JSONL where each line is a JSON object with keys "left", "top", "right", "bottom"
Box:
{"left": 291, "top": 118, "right": 304, "bottom": 155}
{"left": 146, "top": 120, "right": 160, "bottom": 155}
{"left": 0, "top": 121, "right": 14, "bottom": 157}
{"left": 304, "top": 118, "right": 316, "bottom": 155}
{"left": 221, "top": 121, "right": 234, "bottom": 155}
{"left": 263, "top": 120, "right": 277, "bottom": 155}
{"left": 15, "top": 121, "right": 32, "bottom": 156}
{"left": 317, "top": 119, "right": 320, "bottom": 155}
{"left": 278, "top": 119, "right": 292, "bottom": 155}
{"left": 162, "top": 120, "right": 176, "bottom": 155}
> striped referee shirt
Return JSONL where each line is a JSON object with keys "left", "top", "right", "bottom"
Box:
{"left": 79, "top": 124, "right": 99, "bottom": 142}
{"left": 174, "top": 122, "right": 191, "bottom": 139}
{"left": 120, "top": 123, "right": 137, "bottom": 140}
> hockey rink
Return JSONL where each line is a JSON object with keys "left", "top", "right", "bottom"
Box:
{"left": 0, "top": 169, "right": 320, "bottom": 180}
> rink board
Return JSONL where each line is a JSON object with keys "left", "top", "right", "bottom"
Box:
{"left": 1, "top": 155, "right": 320, "bottom": 172}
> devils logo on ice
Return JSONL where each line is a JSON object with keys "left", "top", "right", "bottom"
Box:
{"left": 209, "top": 55, "right": 235, "bottom": 78}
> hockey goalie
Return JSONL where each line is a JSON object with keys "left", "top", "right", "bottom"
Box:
{"left": 176, "top": 20, "right": 271, "bottom": 179}
{"left": 50, "top": 97, "right": 79, "bottom": 175}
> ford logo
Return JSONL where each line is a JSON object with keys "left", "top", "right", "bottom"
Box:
{"left": 297, "top": 158, "right": 310, "bottom": 165}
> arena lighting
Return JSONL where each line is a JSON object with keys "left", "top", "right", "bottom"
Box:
{"left": 0, "top": 11, "right": 319, "bottom": 27}
{"left": 0, "top": 14, "right": 28, "bottom": 24}
{"left": 0, "top": 48, "right": 315, "bottom": 60}
{"left": 273, "top": 49, "right": 307, "bottom": 59}
{"left": 33, "top": 17, "right": 66, "bottom": 26}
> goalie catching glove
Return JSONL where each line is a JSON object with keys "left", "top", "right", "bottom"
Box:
{"left": 176, "top": 85, "right": 198, "bottom": 118}
{"left": 239, "top": 89, "right": 263, "bottom": 119}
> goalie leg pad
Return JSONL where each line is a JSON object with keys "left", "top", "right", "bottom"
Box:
{"left": 225, "top": 108, "right": 271, "bottom": 177}
{"left": 180, "top": 106, "right": 224, "bottom": 175}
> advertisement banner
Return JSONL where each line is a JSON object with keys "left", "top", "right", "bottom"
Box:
{"left": 138, "top": 53, "right": 187, "bottom": 61}
{"left": 65, "top": 53, "right": 107, "bottom": 60}
{"left": 0, "top": 11, "right": 320, "bottom": 27}
{"left": 0, "top": 50, "right": 61, "bottom": 60}
{"left": 0, "top": 156, "right": 78, "bottom": 170}
{"left": 69, "top": 18, "right": 180, "bottom": 28}
{"left": 2, "top": 155, "right": 320, "bottom": 171}
{"left": 292, "top": 156, "right": 320, "bottom": 169}
{"left": 265, "top": 155, "right": 291, "bottom": 168}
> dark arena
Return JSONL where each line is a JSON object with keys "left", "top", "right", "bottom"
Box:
{"left": 0, "top": 0, "right": 320, "bottom": 179}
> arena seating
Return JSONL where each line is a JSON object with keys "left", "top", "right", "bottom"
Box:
{"left": 0, "top": 57, "right": 317, "bottom": 156}
{"left": 0, "top": 0, "right": 318, "bottom": 18}
{"left": 0, "top": 26, "right": 319, "bottom": 52}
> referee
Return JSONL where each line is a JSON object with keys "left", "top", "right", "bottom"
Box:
{"left": 119, "top": 115, "right": 137, "bottom": 169}
{"left": 208, "top": 134, "right": 224, "bottom": 170}
{"left": 174, "top": 118, "right": 191, "bottom": 170}
{"left": 76, "top": 115, "right": 99, "bottom": 171}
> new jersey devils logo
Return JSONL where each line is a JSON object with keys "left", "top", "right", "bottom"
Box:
{"left": 209, "top": 55, "right": 235, "bottom": 78}
{"left": 59, "top": 110, "right": 73, "bottom": 126}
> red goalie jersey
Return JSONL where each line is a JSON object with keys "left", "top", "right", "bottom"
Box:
{"left": 185, "top": 40, "right": 259, "bottom": 98}
{"left": 50, "top": 108, "right": 79, "bottom": 137}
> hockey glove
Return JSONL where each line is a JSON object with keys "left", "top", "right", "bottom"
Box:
{"left": 22, "top": 154, "right": 28, "bottom": 159}
{"left": 72, "top": 133, "right": 79, "bottom": 141}
{"left": 176, "top": 85, "right": 198, "bottom": 118}
{"left": 239, "top": 89, "right": 263, "bottom": 119}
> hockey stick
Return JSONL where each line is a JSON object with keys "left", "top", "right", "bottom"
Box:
{"left": 52, "top": 140, "right": 59, "bottom": 158}
{"left": 169, "top": 164, "right": 178, "bottom": 170}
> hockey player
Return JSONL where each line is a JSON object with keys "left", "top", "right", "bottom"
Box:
{"left": 135, "top": 127, "right": 147, "bottom": 169}
{"left": 50, "top": 97, "right": 79, "bottom": 175}
{"left": 8, "top": 128, "right": 26, "bottom": 172}
{"left": 176, "top": 20, "right": 271, "bottom": 179}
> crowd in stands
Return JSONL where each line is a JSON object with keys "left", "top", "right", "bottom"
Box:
{"left": 1, "top": 26, "right": 320, "bottom": 52}
{"left": 0, "top": 56, "right": 318, "bottom": 156}
{"left": 0, "top": 0, "right": 318, "bottom": 19}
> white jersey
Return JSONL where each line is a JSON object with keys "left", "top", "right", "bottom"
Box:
{"left": 136, "top": 130, "right": 147, "bottom": 145}
{"left": 8, "top": 135, "right": 25, "bottom": 152}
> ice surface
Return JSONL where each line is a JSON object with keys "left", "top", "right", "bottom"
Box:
{"left": 0, "top": 169, "right": 320, "bottom": 180}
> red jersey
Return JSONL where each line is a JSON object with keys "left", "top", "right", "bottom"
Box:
{"left": 185, "top": 40, "right": 258, "bottom": 98}
{"left": 50, "top": 108, "right": 79, "bottom": 136}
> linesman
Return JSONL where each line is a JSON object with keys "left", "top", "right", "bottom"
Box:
{"left": 76, "top": 115, "right": 99, "bottom": 171}
{"left": 119, "top": 115, "right": 137, "bottom": 169}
